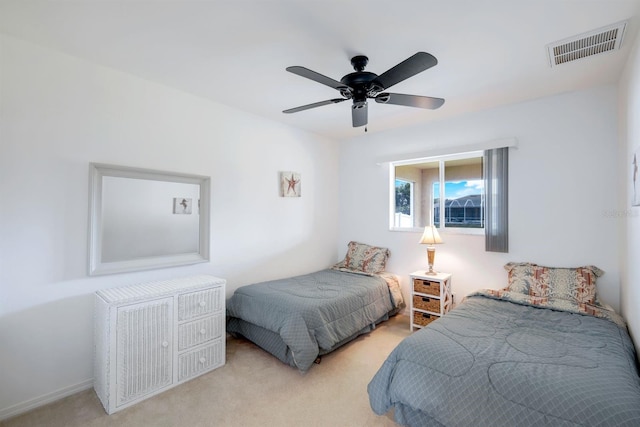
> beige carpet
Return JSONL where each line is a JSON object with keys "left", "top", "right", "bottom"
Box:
{"left": 2, "top": 315, "right": 410, "bottom": 427}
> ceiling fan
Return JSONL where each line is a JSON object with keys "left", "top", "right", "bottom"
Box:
{"left": 283, "top": 52, "right": 444, "bottom": 128}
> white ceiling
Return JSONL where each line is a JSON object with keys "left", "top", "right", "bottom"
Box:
{"left": 1, "top": 0, "right": 639, "bottom": 141}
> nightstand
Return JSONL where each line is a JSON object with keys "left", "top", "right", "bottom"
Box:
{"left": 409, "top": 271, "right": 452, "bottom": 331}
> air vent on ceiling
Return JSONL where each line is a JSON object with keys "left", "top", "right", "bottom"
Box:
{"left": 547, "top": 21, "right": 627, "bottom": 67}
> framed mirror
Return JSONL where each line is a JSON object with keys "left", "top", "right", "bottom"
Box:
{"left": 88, "top": 163, "right": 210, "bottom": 276}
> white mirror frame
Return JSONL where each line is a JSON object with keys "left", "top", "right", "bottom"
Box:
{"left": 88, "top": 163, "right": 210, "bottom": 276}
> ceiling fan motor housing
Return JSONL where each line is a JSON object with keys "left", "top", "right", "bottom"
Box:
{"left": 340, "top": 56, "right": 388, "bottom": 103}
{"left": 341, "top": 71, "right": 381, "bottom": 103}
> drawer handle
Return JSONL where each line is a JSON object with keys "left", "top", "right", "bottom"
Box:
{"left": 421, "top": 313, "right": 431, "bottom": 319}
{"left": 200, "top": 328, "right": 207, "bottom": 335}
{"left": 199, "top": 357, "right": 206, "bottom": 364}
{"left": 421, "top": 297, "right": 431, "bottom": 302}
{"left": 199, "top": 301, "right": 207, "bottom": 307}
{"left": 161, "top": 341, "right": 169, "bottom": 348}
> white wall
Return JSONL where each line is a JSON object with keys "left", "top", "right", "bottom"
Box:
{"left": 619, "top": 27, "right": 640, "bottom": 353}
{"left": 0, "top": 34, "right": 340, "bottom": 418}
{"left": 338, "top": 85, "right": 620, "bottom": 313}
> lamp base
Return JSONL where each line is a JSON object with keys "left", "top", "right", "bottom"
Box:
{"left": 425, "top": 246, "right": 437, "bottom": 276}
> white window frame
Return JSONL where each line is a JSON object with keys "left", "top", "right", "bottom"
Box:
{"left": 389, "top": 151, "right": 484, "bottom": 236}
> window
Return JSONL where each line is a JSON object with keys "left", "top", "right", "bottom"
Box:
{"left": 391, "top": 152, "right": 484, "bottom": 232}
{"left": 390, "top": 147, "right": 508, "bottom": 252}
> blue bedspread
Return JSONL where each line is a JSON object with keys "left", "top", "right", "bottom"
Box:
{"left": 368, "top": 295, "right": 640, "bottom": 426}
{"left": 227, "top": 269, "right": 397, "bottom": 372}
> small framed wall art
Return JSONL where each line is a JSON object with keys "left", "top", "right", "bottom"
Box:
{"left": 280, "top": 171, "right": 301, "bottom": 197}
{"left": 173, "top": 197, "right": 193, "bottom": 214}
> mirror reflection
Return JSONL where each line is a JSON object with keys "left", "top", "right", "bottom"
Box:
{"left": 101, "top": 177, "right": 200, "bottom": 262}
{"left": 89, "top": 164, "right": 210, "bottom": 275}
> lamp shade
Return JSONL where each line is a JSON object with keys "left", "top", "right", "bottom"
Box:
{"left": 419, "top": 225, "right": 442, "bottom": 245}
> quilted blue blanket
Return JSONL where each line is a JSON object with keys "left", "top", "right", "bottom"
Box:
{"left": 368, "top": 295, "right": 640, "bottom": 426}
{"left": 227, "top": 269, "right": 398, "bottom": 372}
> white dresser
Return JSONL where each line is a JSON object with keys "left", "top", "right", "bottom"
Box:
{"left": 94, "top": 275, "right": 226, "bottom": 414}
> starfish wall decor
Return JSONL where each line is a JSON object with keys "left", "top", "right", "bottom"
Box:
{"left": 280, "top": 171, "right": 301, "bottom": 197}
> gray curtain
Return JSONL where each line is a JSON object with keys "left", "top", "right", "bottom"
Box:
{"left": 484, "top": 147, "right": 509, "bottom": 252}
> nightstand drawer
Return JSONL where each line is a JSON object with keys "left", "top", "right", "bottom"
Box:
{"left": 413, "top": 279, "right": 440, "bottom": 296}
{"left": 412, "top": 295, "right": 440, "bottom": 313}
{"left": 414, "top": 312, "right": 439, "bottom": 327}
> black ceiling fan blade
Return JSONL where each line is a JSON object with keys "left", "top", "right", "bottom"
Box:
{"left": 375, "top": 52, "right": 438, "bottom": 90}
{"left": 283, "top": 98, "right": 347, "bottom": 114}
{"left": 286, "top": 66, "right": 351, "bottom": 91}
{"left": 375, "top": 93, "right": 445, "bottom": 109}
{"left": 352, "top": 102, "right": 368, "bottom": 127}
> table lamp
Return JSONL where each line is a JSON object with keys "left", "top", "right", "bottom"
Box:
{"left": 419, "top": 225, "right": 442, "bottom": 275}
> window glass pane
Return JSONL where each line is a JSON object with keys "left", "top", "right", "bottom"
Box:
{"left": 394, "top": 161, "right": 439, "bottom": 229}
{"left": 394, "top": 179, "right": 414, "bottom": 227}
{"left": 443, "top": 157, "right": 484, "bottom": 228}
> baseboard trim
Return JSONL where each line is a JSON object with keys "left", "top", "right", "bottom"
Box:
{"left": 0, "top": 379, "right": 94, "bottom": 421}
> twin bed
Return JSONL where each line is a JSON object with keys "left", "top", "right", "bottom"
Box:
{"left": 227, "top": 249, "right": 640, "bottom": 426}
{"left": 226, "top": 241, "right": 403, "bottom": 372}
{"left": 369, "top": 262, "right": 640, "bottom": 426}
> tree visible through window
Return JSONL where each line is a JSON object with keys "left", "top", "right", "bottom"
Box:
{"left": 395, "top": 180, "right": 411, "bottom": 214}
{"left": 393, "top": 179, "right": 414, "bottom": 227}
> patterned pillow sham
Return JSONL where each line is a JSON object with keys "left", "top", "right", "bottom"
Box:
{"left": 504, "top": 262, "right": 603, "bottom": 304}
{"left": 332, "top": 241, "right": 390, "bottom": 274}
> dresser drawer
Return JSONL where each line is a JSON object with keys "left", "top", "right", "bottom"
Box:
{"left": 413, "top": 279, "right": 440, "bottom": 296}
{"left": 178, "top": 287, "right": 223, "bottom": 321}
{"left": 178, "top": 339, "right": 224, "bottom": 382}
{"left": 178, "top": 315, "right": 224, "bottom": 351}
{"left": 413, "top": 311, "right": 440, "bottom": 327}
{"left": 412, "top": 295, "right": 441, "bottom": 313}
